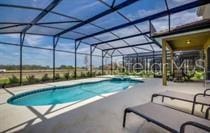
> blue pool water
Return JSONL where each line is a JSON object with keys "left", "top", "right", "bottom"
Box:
{"left": 8, "top": 78, "right": 141, "bottom": 106}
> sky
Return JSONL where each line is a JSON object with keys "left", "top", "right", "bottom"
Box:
{"left": 0, "top": 0, "right": 202, "bottom": 67}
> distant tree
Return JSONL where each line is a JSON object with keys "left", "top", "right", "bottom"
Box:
{"left": 0, "top": 64, "right": 77, "bottom": 70}
{"left": 59, "top": 65, "right": 74, "bottom": 69}
{"left": 0, "top": 64, "right": 51, "bottom": 70}
{"left": 59, "top": 65, "right": 67, "bottom": 69}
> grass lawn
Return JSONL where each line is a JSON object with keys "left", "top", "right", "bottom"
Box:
{"left": 0, "top": 78, "right": 9, "bottom": 84}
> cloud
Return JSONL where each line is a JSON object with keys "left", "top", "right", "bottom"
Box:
{"left": 124, "top": 36, "right": 148, "bottom": 44}
{"left": 125, "top": 9, "right": 160, "bottom": 21}
{"left": 78, "top": 1, "right": 100, "bottom": 11}
{"left": 95, "top": 33, "right": 117, "bottom": 41}
{"left": 170, "top": 9, "right": 202, "bottom": 27}
{"left": 112, "top": 26, "right": 140, "bottom": 37}
{"left": 55, "top": 51, "right": 74, "bottom": 58}
{"left": 0, "top": 34, "right": 20, "bottom": 44}
{"left": 108, "top": 40, "right": 127, "bottom": 47}
{"left": 24, "top": 35, "right": 44, "bottom": 46}
{"left": 56, "top": 42, "right": 74, "bottom": 51}
{"left": 151, "top": 8, "right": 202, "bottom": 32}
{"left": 69, "top": 1, "right": 101, "bottom": 15}
{"left": 172, "top": 0, "right": 189, "bottom": 3}
{"left": 0, "top": 34, "right": 46, "bottom": 47}
{"left": 92, "top": 48, "right": 101, "bottom": 55}
{"left": 77, "top": 46, "right": 90, "bottom": 53}
{"left": 2, "top": 34, "right": 19, "bottom": 39}
{"left": 125, "top": 6, "right": 202, "bottom": 32}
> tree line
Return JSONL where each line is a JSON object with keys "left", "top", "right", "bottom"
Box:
{"left": 0, "top": 65, "right": 74, "bottom": 70}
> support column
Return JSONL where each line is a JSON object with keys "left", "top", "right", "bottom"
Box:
{"left": 164, "top": 0, "right": 170, "bottom": 32}
{"left": 170, "top": 50, "right": 174, "bottom": 77}
{"left": 111, "top": 56, "right": 113, "bottom": 75}
{"left": 146, "top": 57, "right": 148, "bottom": 73}
{"left": 207, "top": 48, "right": 210, "bottom": 80}
{"left": 101, "top": 50, "right": 108, "bottom": 75}
{"left": 204, "top": 37, "right": 210, "bottom": 81}
{"left": 102, "top": 51, "right": 104, "bottom": 75}
{"left": 136, "top": 55, "right": 138, "bottom": 73}
{"left": 168, "top": 14, "right": 171, "bottom": 32}
{"left": 110, "top": 50, "right": 115, "bottom": 75}
{"left": 19, "top": 33, "right": 25, "bottom": 86}
{"left": 90, "top": 46, "right": 93, "bottom": 77}
{"left": 53, "top": 46, "right": 56, "bottom": 81}
{"left": 162, "top": 40, "right": 167, "bottom": 86}
{"left": 20, "top": 40, "right": 23, "bottom": 85}
{"left": 90, "top": 45, "right": 96, "bottom": 77}
{"left": 74, "top": 41, "right": 81, "bottom": 79}
{"left": 165, "top": 41, "right": 173, "bottom": 80}
{"left": 74, "top": 43, "right": 77, "bottom": 79}
{"left": 152, "top": 51, "right": 155, "bottom": 76}
{"left": 53, "top": 37, "right": 59, "bottom": 82}
{"left": 122, "top": 56, "right": 125, "bottom": 73}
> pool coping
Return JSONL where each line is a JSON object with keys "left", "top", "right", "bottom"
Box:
{"left": 7, "top": 77, "right": 143, "bottom": 106}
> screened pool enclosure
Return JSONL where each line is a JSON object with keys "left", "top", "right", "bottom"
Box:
{"left": 0, "top": 0, "right": 209, "bottom": 86}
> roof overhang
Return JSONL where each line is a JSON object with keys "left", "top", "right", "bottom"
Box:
{"left": 154, "top": 19, "right": 210, "bottom": 51}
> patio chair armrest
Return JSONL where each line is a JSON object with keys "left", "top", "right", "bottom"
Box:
{"left": 205, "top": 107, "right": 210, "bottom": 119}
{"left": 180, "top": 121, "right": 210, "bottom": 133}
{"left": 151, "top": 93, "right": 159, "bottom": 102}
{"left": 204, "top": 89, "right": 210, "bottom": 96}
{"left": 193, "top": 93, "right": 210, "bottom": 103}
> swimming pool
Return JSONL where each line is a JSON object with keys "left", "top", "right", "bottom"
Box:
{"left": 8, "top": 78, "right": 142, "bottom": 106}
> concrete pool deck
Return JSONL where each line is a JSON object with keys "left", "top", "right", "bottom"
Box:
{"left": 0, "top": 77, "right": 208, "bottom": 133}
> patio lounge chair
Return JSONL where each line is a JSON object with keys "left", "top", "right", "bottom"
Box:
{"left": 151, "top": 89, "right": 210, "bottom": 114}
{"left": 123, "top": 103, "right": 210, "bottom": 133}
